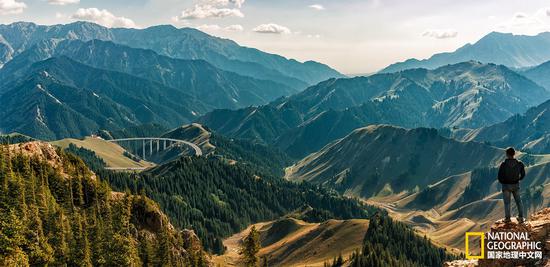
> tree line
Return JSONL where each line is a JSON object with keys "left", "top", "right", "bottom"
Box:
{"left": 99, "top": 156, "right": 377, "bottom": 254}
{"left": 0, "top": 145, "right": 206, "bottom": 266}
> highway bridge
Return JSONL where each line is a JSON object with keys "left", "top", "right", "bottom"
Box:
{"left": 107, "top": 137, "right": 202, "bottom": 161}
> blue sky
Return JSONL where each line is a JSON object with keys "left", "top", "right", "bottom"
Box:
{"left": 1, "top": 0, "right": 550, "bottom": 73}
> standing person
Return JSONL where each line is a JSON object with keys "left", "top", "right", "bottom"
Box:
{"left": 497, "top": 147, "right": 526, "bottom": 223}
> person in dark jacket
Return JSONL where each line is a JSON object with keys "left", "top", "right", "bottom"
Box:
{"left": 497, "top": 147, "right": 526, "bottom": 223}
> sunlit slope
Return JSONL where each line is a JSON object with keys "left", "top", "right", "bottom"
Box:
{"left": 52, "top": 137, "right": 153, "bottom": 168}
{"left": 214, "top": 218, "right": 369, "bottom": 267}
{"left": 285, "top": 125, "right": 506, "bottom": 197}
{"left": 286, "top": 124, "right": 550, "bottom": 252}
{"left": 368, "top": 161, "right": 550, "bottom": 252}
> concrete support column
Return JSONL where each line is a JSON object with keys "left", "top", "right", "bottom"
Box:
{"left": 149, "top": 140, "right": 153, "bottom": 156}
{"left": 157, "top": 139, "right": 160, "bottom": 152}
{"left": 142, "top": 139, "right": 145, "bottom": 160}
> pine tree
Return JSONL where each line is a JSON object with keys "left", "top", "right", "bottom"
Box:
{"left": 240, "top": 225, "right": 261, "bottom": 267}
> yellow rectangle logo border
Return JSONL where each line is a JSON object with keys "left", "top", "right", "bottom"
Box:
{"left": 465, "top": 232, "right": 485, "bottom": 259}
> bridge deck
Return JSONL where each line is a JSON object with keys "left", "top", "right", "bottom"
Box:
{"left": 107, "top": 137, "right": 202, "bottom": 156}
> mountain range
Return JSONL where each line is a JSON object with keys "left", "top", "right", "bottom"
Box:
{"left": 284, "top": 125, "right": 508, "bottom": 197}
{"left": 0, "top": 56, "right": 209, "bottom": 140}
{"left": 0, "top": 38, "right": 296, "bottom": 109}
{"left": 0, "top": 21, "right": 343, "bottom": 88}
{"left": 0, "top": 37, "right": 310, "bottom": 139}
{"left": 454, "top": 99, "right": 550, "bottom": 154}
{"left": 284, "top": 124, "right": 550, "bottom": 251}
{"left": 199, "top": 61, "right": 549, "bottom": 158}
{"left": 381, "top": 31, "right": 550, "bottom": 73}
{"left": 2, "top": 19, "right": 550, "bottom": 265}
{"left": 523, "top": 59, "right": 550, "bottom": 90}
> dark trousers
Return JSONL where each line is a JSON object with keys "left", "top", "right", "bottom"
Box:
{"left": 502, "top": 183, "right": 524, "bottom": 219}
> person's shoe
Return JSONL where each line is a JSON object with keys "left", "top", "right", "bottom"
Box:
{"left": 517, "top": 217, "right": 526, "bottom": 224}
{"left": 503, "top": 218, "right": 512, "bottom": 223}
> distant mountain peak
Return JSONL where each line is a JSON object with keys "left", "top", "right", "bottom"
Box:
{"left": 0, "top": 21, "right": 343, "bottom": 88}
{"left": 380, "top": 31, "right": 550, "bottom": 73}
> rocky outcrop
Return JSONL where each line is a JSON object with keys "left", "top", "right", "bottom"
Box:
{"left": 479, "top": 208, "right": 550, "bottom": 267}
{"left": 445, "top": 208, "right": 550, "bottom": 267}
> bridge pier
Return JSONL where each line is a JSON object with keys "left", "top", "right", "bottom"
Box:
{"left": 157, "top": 139, "right": 160, "bottom": 152}
{"left": 142, "top": 139, "right": 145, "bottom": 160}
{"left": 149, "top": 140, "right": 153, "bottom": 156}
{"left": 163, "top": 140, "right": 166, "bottom": 150}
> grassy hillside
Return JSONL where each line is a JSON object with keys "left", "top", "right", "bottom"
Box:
{"left": 456, "top": 99, "right": 550, "bottom": 154}
{"left": 51, "top": 137, "right": 153, "bottom": 169}
{"left": 285, "top": 124, "right": 550, "bottom": 251}
{"left": 367, "top": 161, "right": 550, "bottom": 252}
{"left": 285, "top": 125, "right": 507, "bottom": 197}
{"left": 214, "top": 218, "right": 370, "bottom": 267}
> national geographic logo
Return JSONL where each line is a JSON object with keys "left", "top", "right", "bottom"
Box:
{"left": 465, "top": 232, "right": 485, "bottom": 259}
{"left": 465, "top": 231, "right": 543, "bottom": 260}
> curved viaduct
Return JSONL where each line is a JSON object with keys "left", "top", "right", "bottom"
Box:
{"left": 107, "top": 137, "right": 203, "bottom": 160}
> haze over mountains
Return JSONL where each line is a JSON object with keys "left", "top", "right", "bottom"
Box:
{"left": 455, "top": 99, "right": 550, "bottom": 154}
{"left": 0, "top": 21, "right": 344, "bottom": 139}
{"left": 1, "top": 38, "right": 297, "bottom": 108}
{"left": 200, "top": 61, "right": 549, "bottom": 157}
{"left": 523, "top": 59, "right": 550, "bottom": 90}
{"left": 0, "top": 21, "right": 342, "bottom": 88}
{"left": 381, "top": 31, "right": 550, "bottom": 73}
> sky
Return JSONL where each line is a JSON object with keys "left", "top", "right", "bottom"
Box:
{"left": 1, "top": 0, "right": 550, "bottom": 74}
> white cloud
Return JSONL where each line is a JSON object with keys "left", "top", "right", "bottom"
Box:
{"left": 253, "top": 23, "right": 291, "bottom": 34}
{"left": 206, "top": 0, "right": 245, "bottom": 8}
{"left": 71, "top": 8, "right": 136, "bottom": 28}
{"left": 514, "top": 12, "right": 527, "bottom": 19}
{"left": 48, "top": 0, "right": 79, "bottom": 5}
{"left": 176, "top": 4, "right": 243, "bottom": 20}
{"left": 175, "top": 0, "right": 246, "bottom": 21}
{"left": 422, "top": 29, "right": 458, "bottom": 39}
{"left": 197, "top": 24, "right": 243, "bottom": 32}
{"left": 496, "top": 8, "right": 550, "bottom": 35}
{"left": 309, "top": 4, "right": 325, "bottom": 11}
{"left": 224, "top": 24, "right": 243, "bottom": 31}
{"left": 0, "top": 0, "right": 27, "bottom": 15}
{"left": 197, "top": 24, "right": 221, "bottom": 31}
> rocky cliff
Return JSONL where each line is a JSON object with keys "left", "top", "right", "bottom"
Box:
{"left": 445, "top": 208, "right": 550, "bottom": 267}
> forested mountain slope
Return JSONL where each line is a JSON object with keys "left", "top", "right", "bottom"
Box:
{"left": 0, "top": 142, "right": 207, "bottom": 266}
{"left": 100, "top": 156, "right": 377, "bottom": 254}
